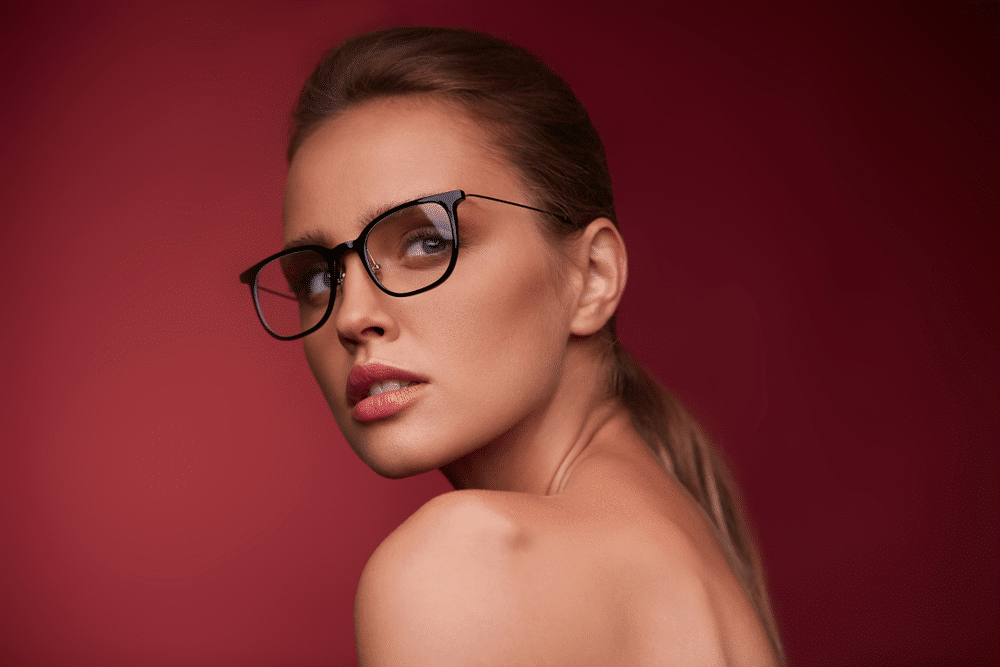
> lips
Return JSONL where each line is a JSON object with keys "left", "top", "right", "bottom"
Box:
{"left": 346, "top": 363, "right": 427, "bottom": 407}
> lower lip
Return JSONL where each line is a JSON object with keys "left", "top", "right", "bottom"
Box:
{"left": 351, "top": 383, "right": 426, "bottom": 423}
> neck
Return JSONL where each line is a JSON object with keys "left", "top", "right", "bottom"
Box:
{"left": 439, "top": 338, "right": 629, "bottom": 495}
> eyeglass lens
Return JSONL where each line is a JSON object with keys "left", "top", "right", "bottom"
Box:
{"left": 253, "top": 201, "right": 454, "bottom": 338}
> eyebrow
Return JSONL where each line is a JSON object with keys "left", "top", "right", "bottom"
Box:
{"left": 282, "top": 229, "right": 333, "bottom": 251}
{"left": 282, "top": 191, "right": 438, "bottom": 251}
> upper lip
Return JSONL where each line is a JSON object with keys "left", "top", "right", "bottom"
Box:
{"left": 346, "top": 363, "right": 427, "bottom": 406}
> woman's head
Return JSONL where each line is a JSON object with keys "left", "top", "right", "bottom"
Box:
{"left": 283, "top": 27, "right": 629, "bottom": 479}
{"left": 284, "top": 95, "right": 624, "bottom": 478}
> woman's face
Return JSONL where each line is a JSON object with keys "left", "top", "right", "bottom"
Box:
{"left": 283, "top": 97, "right": 578, "bottom": 479}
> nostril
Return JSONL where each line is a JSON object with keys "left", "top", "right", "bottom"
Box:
{"left": 338, "top": 325, "right": 383, "bottom": 346}
{"left": 348, "top": 325, "right": 385, "bottom": 341}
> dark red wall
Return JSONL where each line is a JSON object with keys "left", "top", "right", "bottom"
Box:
{"left": 2, "top": 3, "right": 996, "bottom": 666}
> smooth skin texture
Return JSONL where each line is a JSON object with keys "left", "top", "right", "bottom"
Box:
{"left": 284, "top": 96, "right": 777, "bottom": 666}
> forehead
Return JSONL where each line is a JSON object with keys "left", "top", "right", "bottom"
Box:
{"left": 283, "top": 96, "right": 525, "bottom": 245}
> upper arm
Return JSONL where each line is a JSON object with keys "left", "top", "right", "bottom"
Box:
{"left": 354, "top": 491, "right": 620, "bottom": 666}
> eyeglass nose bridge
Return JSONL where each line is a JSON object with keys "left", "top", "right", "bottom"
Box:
{"left": 331, "top": 241, "right": 382, "bottom": 289}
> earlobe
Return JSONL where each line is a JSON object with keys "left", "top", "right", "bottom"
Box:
{"left": 570, "top": 218, "right": 627, "bottom": 336}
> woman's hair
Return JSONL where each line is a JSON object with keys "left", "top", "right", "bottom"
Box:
{"left": 289, "top": 26, "right": 783, "bottom": 664}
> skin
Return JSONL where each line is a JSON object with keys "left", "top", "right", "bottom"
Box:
{"left": 283, "top": 96, "right": 777, "bottom": 666}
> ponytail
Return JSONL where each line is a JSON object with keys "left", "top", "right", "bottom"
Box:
{"left": 611, "top": 337, "right": 785, "bottom": 664}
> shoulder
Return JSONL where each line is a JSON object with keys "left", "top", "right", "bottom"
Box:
{"left": 354, "top": 489, "right": 624, "bottom": 666}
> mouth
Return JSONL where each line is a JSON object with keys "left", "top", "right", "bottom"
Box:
{"left": 366, "top": 380, "right": 420, "bottom": 397}
{"left": 347, "top": 363, "right": 427, "bottom": 407}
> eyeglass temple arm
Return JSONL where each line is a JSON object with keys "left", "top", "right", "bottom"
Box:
{"left": 464, "top": 194, "right": 573, "bottom": 225}
{"left": 254, "top": 284, "right": 297, "bottom": 301}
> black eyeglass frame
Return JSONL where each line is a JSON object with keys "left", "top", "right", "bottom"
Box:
{"left": 239, "top": 189, "right": 571, "bottom": 341}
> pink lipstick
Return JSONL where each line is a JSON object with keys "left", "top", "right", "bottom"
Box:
{"left": 347, "top": 363, "right": 427, "bottom": 423}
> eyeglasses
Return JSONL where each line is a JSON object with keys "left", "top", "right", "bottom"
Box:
{"left": 239, "top": 189, "right": 570, "bottom": 340}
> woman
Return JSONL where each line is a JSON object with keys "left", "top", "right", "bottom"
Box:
{"left": 240, "top": 26, "right": 784, "bottom": 666}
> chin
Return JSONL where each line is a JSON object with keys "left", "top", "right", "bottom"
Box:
{"left": 349, "top": 432, "right": 446, "bottom": 480}
{"left": 368, "top": 461, "right": 431, "bottom": 480}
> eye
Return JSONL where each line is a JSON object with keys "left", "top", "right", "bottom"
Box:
{"left": 403, "top": 229, "right": 452, "bottom": 257}
{"left": 308, "top": 268, "right": 332, "bottom": 294}
{"left": 291, "top": 266, "right": 331, "bottom": 301}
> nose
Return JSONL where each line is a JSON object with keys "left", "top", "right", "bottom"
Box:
{"left": 333, "top": 250, "right": 395, "bottom": 348}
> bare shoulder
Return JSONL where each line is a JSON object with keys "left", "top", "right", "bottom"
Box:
{"left": 355, "top": 470, "right": 776, "bottom": 666}
{"left": 355, "top": 489, "right": 623, "bottom": 666}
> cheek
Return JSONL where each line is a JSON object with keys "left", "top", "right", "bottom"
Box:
{"left": 434, "top": 248, "right": 571, "bottom": 398}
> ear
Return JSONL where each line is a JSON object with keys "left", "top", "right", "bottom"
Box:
{"left": 568, "top": 218, "right": 627, "bottom": 336}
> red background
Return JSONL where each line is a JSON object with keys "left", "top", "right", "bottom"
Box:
{"left": 1, "top": 2, "right": 996, "bottom": 666}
